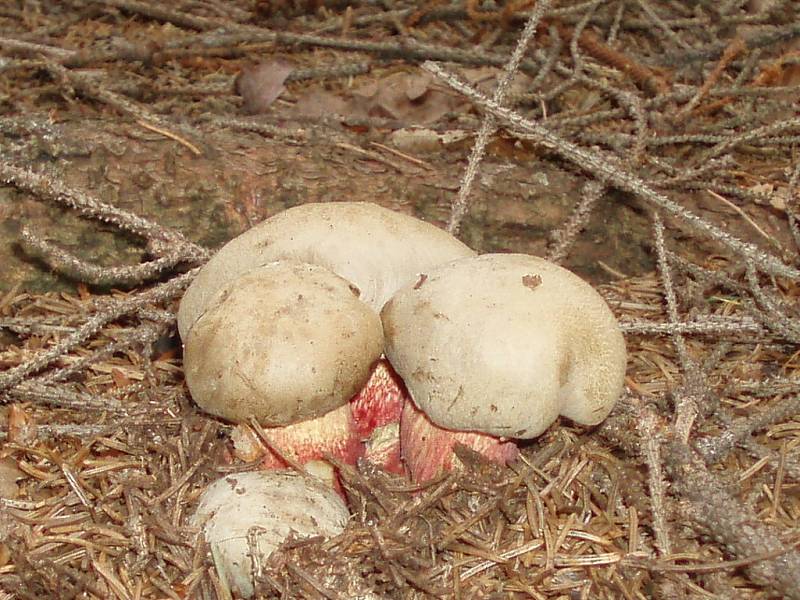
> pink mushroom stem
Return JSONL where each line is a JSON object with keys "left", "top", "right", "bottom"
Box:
{"left": 353, "top": 359, "right": 519, "bottom": 481}
{"left": 231, "top": 403, "right": 364, "bottom": 469}
{"left": 400, "top": 401, "right": 519, "bottom": 483}
{"left": 350, "top": 359, "right": 406, "bottom": 474}
{"left": 233, "top": 358, "right": 516, "bottom": 483}
{"left": 350, "top": 359, "right": 405, "bottom": 436}
{"left": 232, "top": 360, "right": 406, "bottom": 476}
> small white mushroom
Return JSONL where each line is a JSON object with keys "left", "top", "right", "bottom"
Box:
{"left": 192, "top": 470, "right": 349, "bottom": 599}
{"left": 184, "top": 261, "right": 384, "bottom": 426}
{"left": 178, "top": 202, "right": 475, "bottom": 339}
{"left": 381, "top": 253, "right": 627, "bottom": 441}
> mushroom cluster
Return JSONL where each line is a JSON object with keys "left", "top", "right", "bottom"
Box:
{"left": 181, "top": 201, "right": 627, "bottom": 478}
{"left": 180, "top": 202, "right": 476, "bottom": 475}
{"left": 181, "top": 203, "right": 627, "bottom": 595}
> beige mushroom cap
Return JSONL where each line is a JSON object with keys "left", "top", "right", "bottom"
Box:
{"left": 381, "top": 254, "right": 626, "bottom": 439}
{"left": 184, "top": 261, "right": 384, "bottom": 425}
{"left": 192, "top": 470, "right": 349, "bottom": 598}
{"left": 177, "top": 202, "right": 475, "bottom": 338}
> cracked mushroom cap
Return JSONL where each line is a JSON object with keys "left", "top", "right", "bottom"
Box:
{"left": 177, "top": 202, "right": 475, "bottom": 338}
{"left": 184, "top": 261, "right": 384, "bottom": 425}
{"left": 381, "top": 254, "right": 627, "bottom": 439}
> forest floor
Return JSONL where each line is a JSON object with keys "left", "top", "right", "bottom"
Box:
{"left": 1, "top": 1, "right": 800, "bottom": 599}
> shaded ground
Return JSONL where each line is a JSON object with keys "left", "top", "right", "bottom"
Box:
{"left": 2, "top": 107, "right": 653, "bottom": 293}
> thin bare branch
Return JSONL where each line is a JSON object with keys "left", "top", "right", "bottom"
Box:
{"left": 422, "top": 61, "right": 800, "bottom": 281}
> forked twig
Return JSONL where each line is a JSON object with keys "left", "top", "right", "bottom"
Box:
{"left": 546, "top": 180, "right": 605, "bottom": 264}
{"left": 422, "top": 61, "right": 800, "bottom": 281}
{"left": 1, "top": 161, "right": 208, "bottom": 261}
{"left": 1, "top": 161, "right": 209, "bottom": 287}
{"left": 447, "top": 0, "right": 553, "bottom": 235}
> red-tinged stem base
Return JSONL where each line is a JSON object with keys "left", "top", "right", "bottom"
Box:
{"left": 350, "top": 359, "right": 406, "bottom": 474}
{"left": 400, "top": 400, "right": 519, "bottom": 483}
{"left": 231, "top": 402, "right": 364, "bottom": 469}
{"left": 229, "top": 359, "right": 517, "bottom": 485}
{"left": 350, "top": 359, "right": 406, "bottom": 438}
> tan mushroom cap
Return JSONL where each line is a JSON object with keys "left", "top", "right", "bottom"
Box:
{"left": 177, "top": 202, "right": 475, "bottom": 338}
{"left": 184, "top": 261, "right": 384, "bottom": 425}
{"left": 381, "top": 254, "right": 627, "bottom": 439}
